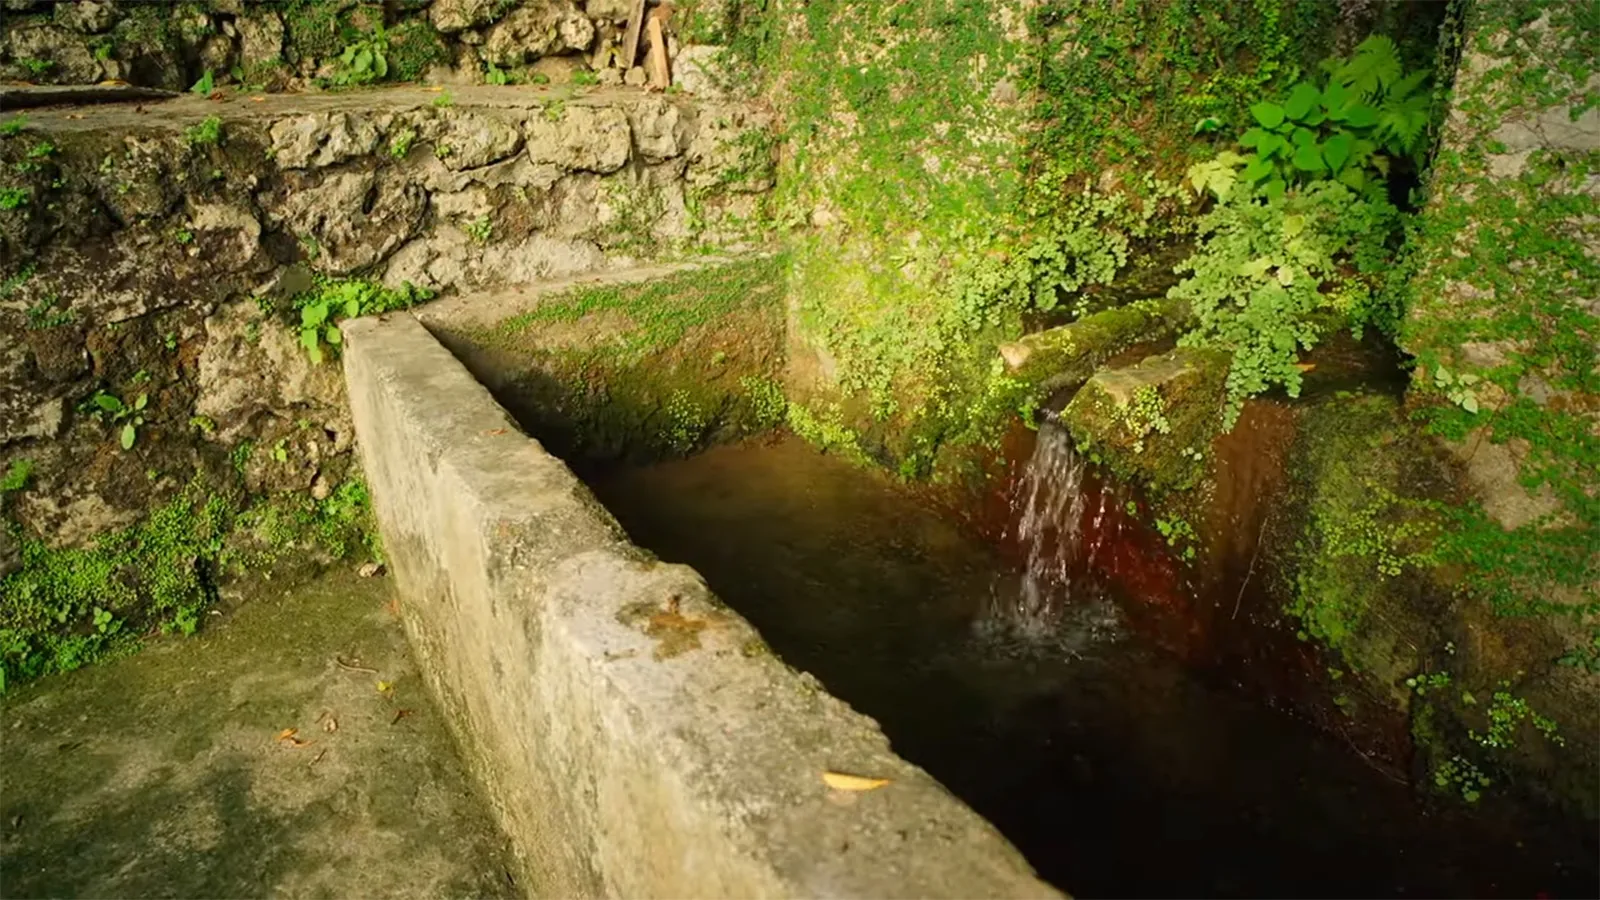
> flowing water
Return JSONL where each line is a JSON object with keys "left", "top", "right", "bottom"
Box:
{"left": 1004, "top": 416, "right": 1131, "bottom": 638}
{"left": 584, "top": 434, "right": 1597, "bottom": 898}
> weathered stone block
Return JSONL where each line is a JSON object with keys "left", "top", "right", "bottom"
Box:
{"left": 998, "top": 298, "right": 1190, "bottom": 397}
{"left": 1061, "top": 347, "right": 1230, "bottom": 493}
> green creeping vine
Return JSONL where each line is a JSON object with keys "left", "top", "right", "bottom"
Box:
{"left": 293, "top": 279, "right": 433, "bottom": 364}
{"left": 1397, "top": 0, "right": 1599, "bottom": 639}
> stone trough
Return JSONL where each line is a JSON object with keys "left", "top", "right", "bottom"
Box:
{"left": 342, "top": 310, "right": 1060, "bottom": 899}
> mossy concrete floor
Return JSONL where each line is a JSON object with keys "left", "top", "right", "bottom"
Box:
{"left": 0, "top": 570, "right": 519, "bottom": 899}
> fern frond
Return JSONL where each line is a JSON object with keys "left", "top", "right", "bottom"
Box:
{"left": 1336, "top": 35, "right": 1402, "bottom": 99}
{"left": 1378, "top": 93, "right": 1430, "bottom": 154}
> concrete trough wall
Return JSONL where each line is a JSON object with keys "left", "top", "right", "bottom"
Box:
{"left": 342, "top": 312, "right": 1058, "bottom": 899}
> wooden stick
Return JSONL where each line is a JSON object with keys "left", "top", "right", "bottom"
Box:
{"left": 645, "top": 14, "right": 670, "bottom": 90}
{"left": 620, "top": 0, "right": 647, "bottom": 71}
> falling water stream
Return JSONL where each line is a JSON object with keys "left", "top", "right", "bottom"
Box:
{"left": 1006, "top": 416, "right": 1134, "bottom": 636}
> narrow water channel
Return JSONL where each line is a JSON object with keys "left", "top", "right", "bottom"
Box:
{"left": 585, "top": 434, "right": 1595, "bottom": 898}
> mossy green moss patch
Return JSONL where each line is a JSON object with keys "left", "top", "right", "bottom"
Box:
{"left": 0, "top": 472, "right": 383, "bottom": 691}
{"left": 0, "top": 483, "right": 233, "bottom": 688}
{"left": 456, "top": 257, "right": 788, "bottom": 461}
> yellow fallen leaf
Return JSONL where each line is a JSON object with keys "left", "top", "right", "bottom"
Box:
{"left": 376, "top": 680, "right": 394, "bottom": 695}
{"left": 275, "top": 727, "right": 297, "bottom": 741}
{"left": 1294, "top": 362, "right": 1317, "bottom": 372}
{"left": 822, "top": 771, "right": 890, "bottom": 792}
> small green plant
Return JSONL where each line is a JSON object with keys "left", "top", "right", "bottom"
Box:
{"left": 1557, "top": 631, "right": 1600, "bottom": 675}
{"left": 163, "top": 331, "right": 178, "bottom": 352}
{"left": 389, "top": 127, "right": 417, "bottom": 159}
{"left": 464, "top": 215, "right": 493, "bottom": 243}
{"left": 2, "top": 459, "right": 34, "bottom": 493}
{"left": 1471, "top": 684, "right": 1563, "bottom": 750}
{"left": 229, "top": 439, "right": 254, "bottom": 474}
{"left": 0, "top": 115, "right": 27, "bottom": 137}
{"left": 1433, "top": 754, "right": 1492, "bottom": 804}
{"left": 25, "top": 294, "right": 71, "bottom": 329}
{"left": 739, "top": 375, "right": 788, "bottom": 430}
{"left": 13, "top": 140, "right": 54, "bottom": 174}
{"left": 1431, "top": 366, "right": 1482, "bottom": 414}
{"left": 188, "top": 415, "right": 216, "bottom": 435}
{"left": 1154, "top": 516, "right": 1198, "bottom": 561}
{"left": 662, "top": 390, "right": 709, "bottom": 453}
{"left": 0, "top": 188, "right": 29, "bottom": 210}
{"left": 434, "top": 143, "right": 453, "bottom": 160}
{"left": 1405, "top": 671, "right": 1452, "bottom": 697}
{"left": 484, "top": 61, "right": 513, "bottom": 86}
{"left": 271, "top": 438, "right": 290, "bottom": 463}
{"left": 189, "top": 70, "right": 215, "bottom": 95}
{"left": 331, "top": 25, "right": 391, "bottom": 86}
{"left": 4, "top": 266, "right": 37, "bottom": 299}
{"left": 19, "top": 58, "right": 53, "bottom": 76}
{"left": 432, "top": 89, "right": 455, "bottom": 108}
{"left": 183, "top": 116, "right": 224, "bottom": 147}
{"left": 785, "top": 402, "right": 869, "bottom": 465}
{"left": 172, "top": 228, "right": 195, "bottom": 245}
{"left": 293, "top": 279, "right": 433, "bottom": 364}
{"left": 80, "top": 389, "right": 148, "bottom": 450}
{"left": 1115, "top": 385, "right": 1171, "bottom": 453}
{"left": 572, "top": 69, "right": 599, "bottom": 86}
{"left": 529, "top": 72, "right": 551, "bottom": 86}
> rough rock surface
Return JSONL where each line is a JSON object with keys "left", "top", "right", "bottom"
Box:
{"left": 524, "top": 105, "right": 632, "bottom": 172}
{"left": 236, "top": 10, "right": 285, "bottom": 70}
{"left": 1062, "top": 347, "right": 1230, "bottom": 493}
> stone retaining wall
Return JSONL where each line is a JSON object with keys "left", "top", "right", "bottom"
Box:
{"left": 0, "top": 86, "right": 771, "bottom": 558}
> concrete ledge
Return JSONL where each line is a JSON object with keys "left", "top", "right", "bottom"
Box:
{"left": 343, "top": 312, "right": 1059, "bottom": 899}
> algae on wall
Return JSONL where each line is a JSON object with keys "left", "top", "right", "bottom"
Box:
{"left": 426, "top": 256, "right": 791, "bottom": 463}
{"left": 1382, "top": 0, "right": 1599, "bottom": 817}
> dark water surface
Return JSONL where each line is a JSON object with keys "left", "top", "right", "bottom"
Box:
{"left": 585, "top": 435, "right": 1597, "bottom": 899}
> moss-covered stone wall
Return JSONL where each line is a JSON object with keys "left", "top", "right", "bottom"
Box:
{"left": 707, "top": 0, "right": 1395, "bottom": 486}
